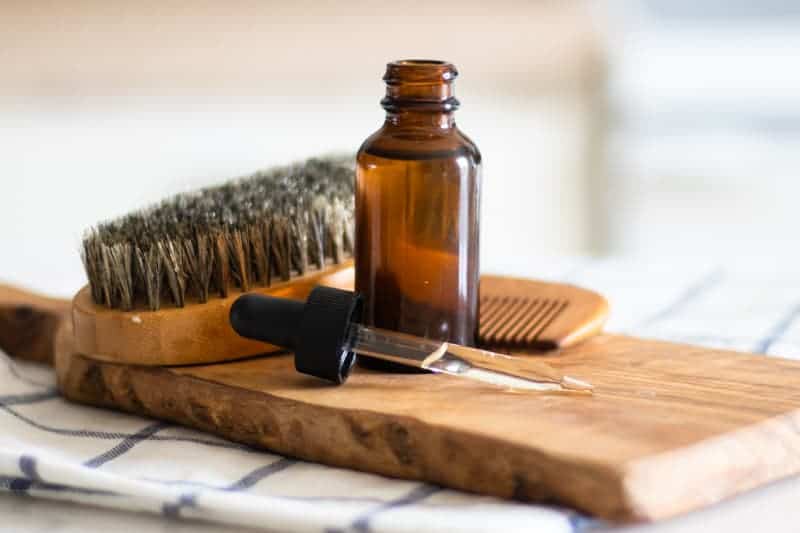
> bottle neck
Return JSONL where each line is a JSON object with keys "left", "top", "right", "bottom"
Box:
{"left": 385, "top": 110, "right": 455, "bottom": 130}
{"left": 380, "top": 60, "right": 459, "bottom": 131}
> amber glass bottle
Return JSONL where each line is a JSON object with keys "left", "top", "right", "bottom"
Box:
{"left": 356, "top": 60, "right": 482, "bottom": 354}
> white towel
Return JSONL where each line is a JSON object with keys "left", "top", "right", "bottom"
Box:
{"left": 3, "top": 257, "right": 800, "bottom": 532}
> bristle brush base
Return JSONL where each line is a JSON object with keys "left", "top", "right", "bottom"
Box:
{"left": 72, "top": 262, "right": 355, "bottom": 366}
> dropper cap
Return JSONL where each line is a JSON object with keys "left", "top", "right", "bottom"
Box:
{"left": 231, "top": 287, "right": 593, "bottom": 393}
{"left": 229, "top": 286, "right": 362, "bottom": 384}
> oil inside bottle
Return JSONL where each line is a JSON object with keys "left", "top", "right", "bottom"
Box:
{"left": 356, "top": 145, "right": 480, "bottom": 346}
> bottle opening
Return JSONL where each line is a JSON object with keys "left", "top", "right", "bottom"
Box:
{"left": 394, "top": 59, "right": 449, "bottom": 66}
{"left": 384, "top": 59, "right": 458, "bottom": 86}
{"left": 382, "top": 60, "right": 459, "bottom": 112}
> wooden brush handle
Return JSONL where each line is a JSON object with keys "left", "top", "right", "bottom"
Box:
{"left": 0, "top": 284, "right": 72, "bottom": 365}
{"left": 72, "top": 262, "right": 356, "bottom": 366}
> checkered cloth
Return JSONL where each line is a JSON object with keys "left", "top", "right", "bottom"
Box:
{"left": 3, "top": 257, "right": 800, "bottom": 532}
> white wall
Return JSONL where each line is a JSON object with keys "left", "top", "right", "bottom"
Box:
{"left": 605, "top": 2, "right": 800, "bottom": 259}
{"left": 0, "top": 1, "right": 605, "bottom": 297}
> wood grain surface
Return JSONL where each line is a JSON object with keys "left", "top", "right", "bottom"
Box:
{"left": 0, "top": 284, "right": 72, "bottom": 364}
{"left": 56, "top": 334, "right": 800, "bottom": 522}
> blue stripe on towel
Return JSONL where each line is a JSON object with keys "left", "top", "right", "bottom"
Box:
{"left": 638, "top": 268, "right": 723, "bottom": 329}
{"left": 349, "top": 484, "right": 442, "bottom": 533}
{"left": 0, "top": 390, "right": 59, "bottom": 406}
{"left": 753, "top": 302, "right": 800, "bottom": 354}
{"left": 0, "top": 401, "right": 251, "bottom": 450}
{"left": 0, "top": 455, "right": 119, "bottom": 497}
{"left": 1, "top": 355, "right": 53, "bottom": 388}
{"left": 159, "top": 458, "right": 295, "bottom": 518}
{"left": 84, "top": 422, "right": 170, "bottom": 468}
{"left": 225, "top": 458, "right": 296, "bottom": 491}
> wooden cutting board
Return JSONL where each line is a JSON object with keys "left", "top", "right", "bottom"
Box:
{"left": 56, "top": 334, "right": 800, "bottom": 523}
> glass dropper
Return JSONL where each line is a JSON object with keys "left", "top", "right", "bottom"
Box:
{"left": 345, "top": 324, "right": 592, "bottom": 392}
{"left": 229, "top": 286, "right": 592, "bottom": 393}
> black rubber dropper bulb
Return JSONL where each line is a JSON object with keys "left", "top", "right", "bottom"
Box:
{"left": 229, "top": 286, "right": 363, "bottom": 384}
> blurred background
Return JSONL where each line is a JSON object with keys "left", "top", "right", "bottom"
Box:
{"left": 2, "top": 0, "right": 799, "bottom": 297}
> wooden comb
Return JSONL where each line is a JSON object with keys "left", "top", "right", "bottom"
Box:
{"left": 1, "top": 269, "right": 608, "bottom": 366}
{"left": 479, "top": 275, "right": 608, "bottom": 350}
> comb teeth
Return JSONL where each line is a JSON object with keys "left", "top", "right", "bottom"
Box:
{"left": 81, "top": 157, "right": 355, "bottom": 311}
{"left": 478, "top": 295, "right": 568, "bottom": 348}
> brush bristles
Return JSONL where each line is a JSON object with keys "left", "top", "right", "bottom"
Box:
{"left": 81, "top": 157, "right": 355, "bottom": 311}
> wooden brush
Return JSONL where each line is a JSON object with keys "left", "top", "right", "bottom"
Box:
{"left": 72, "top": 156, "right": 357, "bottom": 365}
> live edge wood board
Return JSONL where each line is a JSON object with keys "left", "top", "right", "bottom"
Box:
{"left": 56, "top": 334, "right": 800, "bottom": 522}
